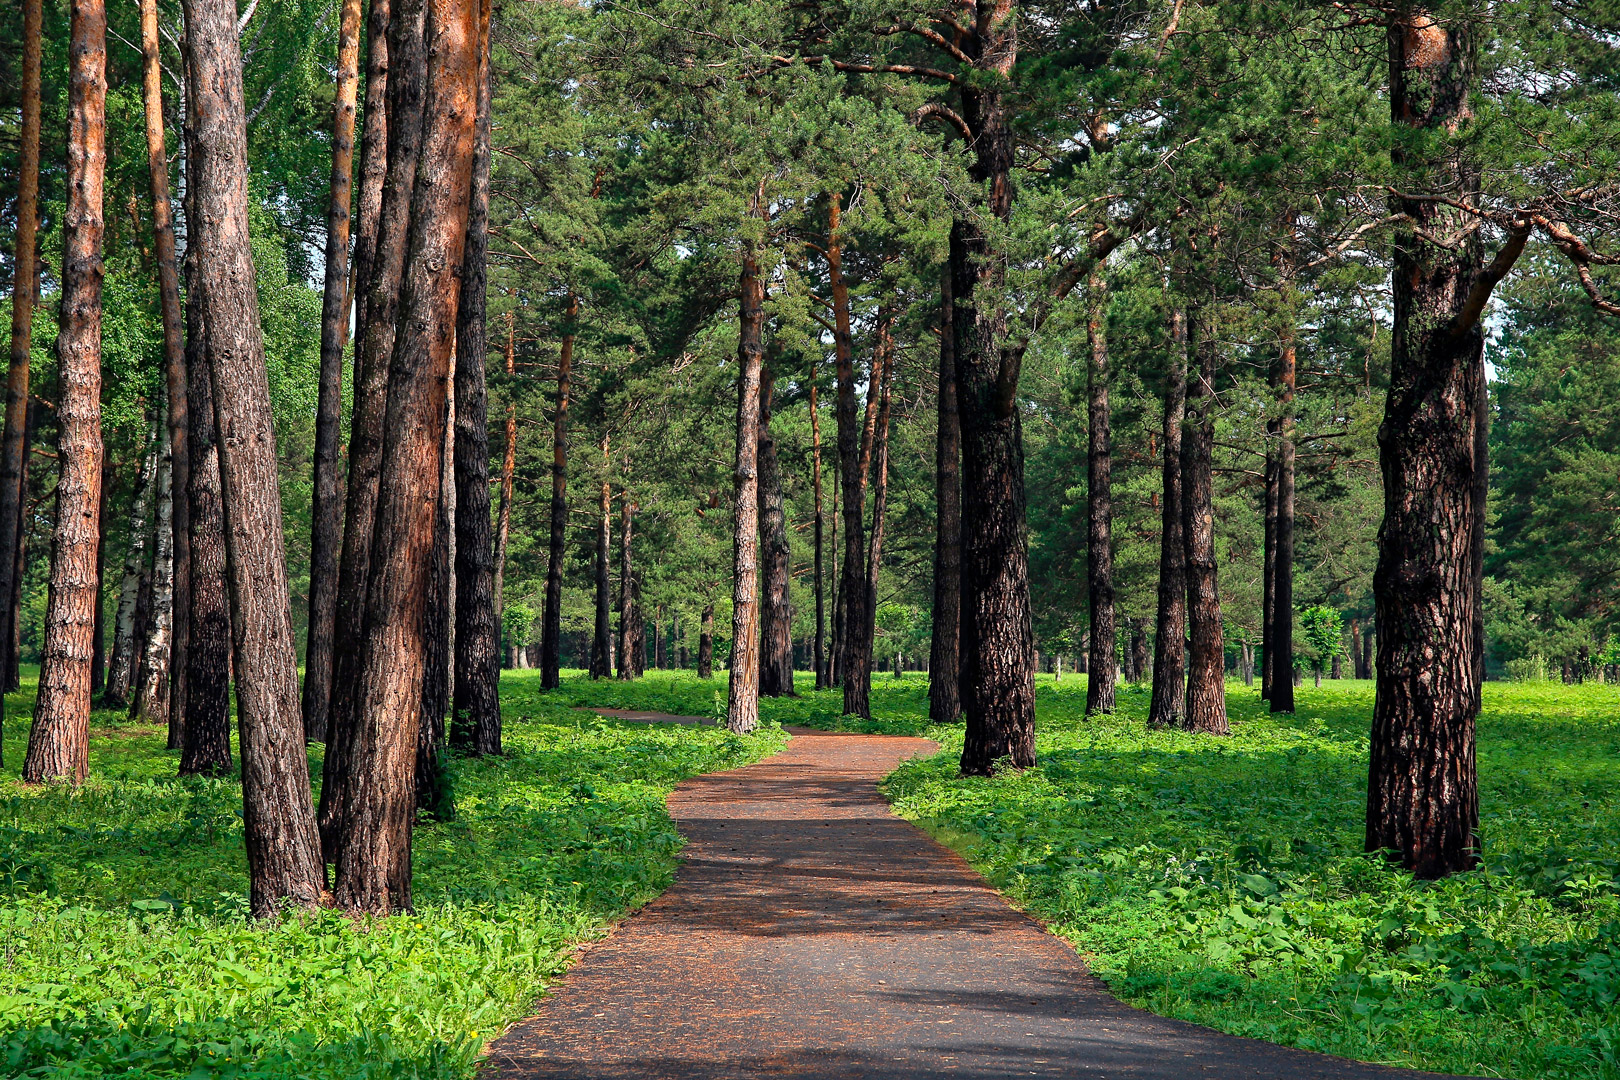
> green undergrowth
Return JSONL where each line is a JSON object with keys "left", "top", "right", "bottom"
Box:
{"left": 0, "top": 668, "right": 785, "bottom": 1079}
{"left": 873, "top": 677, "right": 1620, "bottom": 1080}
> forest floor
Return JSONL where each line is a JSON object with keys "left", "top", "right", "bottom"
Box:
{"left": 1, "top": 671, "right": 1616, "bottom": 1079}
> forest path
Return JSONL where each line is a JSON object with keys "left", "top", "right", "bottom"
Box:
{"left": 486, "top": 722, "right": 1467, "bottom": 1080}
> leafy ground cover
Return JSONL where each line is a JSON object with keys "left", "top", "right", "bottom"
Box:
{"left": 0, "top": 669, "right": 785, "bottom": 1079}
{"left": 567, "top": 671, "right": 1620, "bottom": 1079}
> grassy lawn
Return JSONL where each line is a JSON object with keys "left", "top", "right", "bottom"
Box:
{"left": 565, "top": 670, "right": 1620, "bottom": 1079}
{"left": 0, "top": 669, "right": 785, "bottom": 1079}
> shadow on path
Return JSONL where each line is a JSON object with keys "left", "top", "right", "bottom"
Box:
{"left": 486, "top": 723, "right": 1472, "bottom": 1080}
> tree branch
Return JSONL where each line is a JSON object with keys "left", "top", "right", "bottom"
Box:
{"left": 911, "top": 102, "right": 971, "bottom": 141}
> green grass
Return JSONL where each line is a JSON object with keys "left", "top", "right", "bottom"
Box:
{"left": 0, "top": 668, "right": 786, "bottom": 1079}
{"left": 563, "top": 670, "right": 1620, "bottom": 1078}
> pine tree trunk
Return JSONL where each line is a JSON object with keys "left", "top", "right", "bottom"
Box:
{"left": 185, "top": 0, "right": 326, "bottom": 912}
{"left": 23, "top": 0, "right": 105, "bottom": 784}
{"left": 727, "top": 242, "right": 764, "bottom": 733}
{"left": 334, "top": 0, "right": 480, "bottom": 915}
{"left": 811, "top": 376, "right": 826, "bottom": 690}
{"left": 0, "top": 0, "right": 42, "bottom": 753}
{"left": 450, "top": 10, "right": 501, "bottom": 753}
{"left": 590, "top": 438, "right": 612, "bottom": 678}
{"left": 953, "top": 74, "right": 1036, "bottom": 774}
{"left": 302, "top": 0, "right": 363, "bottom": 744}
{"left": 130, "top": 439, "right": 174, "bottom": 724}
{"left": 91, "top": 456, "right": 112, "bottom": 692}
{"left": 629, "top": 574, "right": 645, "bottom": 676}
{"left": 698, "top": 601, "right": 714, "bottom": 679}
{"left": 493, "top": 310, "right": 516, "bottom": 661}
{"left": 540, "top": 294, "right": 576, "bottom": 690}
{"left": 929, "top": 264, "right": 962, "bottom": 722}
{"left": 1350, "top": 617, "right": 1363, "bottom": 679}
{"left": 1181, "top": 311, "right": 1229, "bottom": 735}
{"left": 828, "top": 195, "right": 870, "bottom": 719}
{"left": 864, "top": 316, "right": 895, "bottom": 681}
{"left": 178, "top": 115, "right": 232, "bottom": 779}
{"left": 105, "top": 443, "right": 155, "bottom": 709}
{"left": 417, "top": 388, "right": 454, "bottom": 817}
{"left": 1366, "top": 11, "right": 1490, "bottom": 879}
{"left": 322, "top": 0, "right": 426, "bottom": 863}
{"left": 1270, "top": 327, "right": 1297, "bottom": 713}
{"left": 1085, "top": 270, "right": 1115, "bottom": 715}
{"left": 1130, "top": 618, "right": 1148, "bottom": 683}
{"left": 828, "top": 455, "right": 841, "bottom": 687}
{"left": 1148, "top": 310, "right": 1188, "bottom": 728}
{"left": 757, "top": 362, "right": 795, "bottom": 697}
{"left": 1261, "top": 432, "right": 1277, "bottom": 700}
{"left": 618, "top": 495, "right": 635, "bottom": 679}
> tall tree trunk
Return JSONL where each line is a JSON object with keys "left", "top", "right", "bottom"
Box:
{"left": 828, "top": 456, "right": 841, "bottom": 687}
{"left": 952, "top": 67, "right": 1036, "bottom": 773}
{"left": 929, "top": 264, "right": 962, "bottom": 722}
{"left": 540, "top": 294, "right": 576, "bottom": 690}
{"left": 1270, "top": 325, "right": 1297, "bottom": 713}
{"left": 1350, "top": 616, "right": 1364, "bottom": 679}
{"left": 334, "top": 0, "right": 480, "bottom": 915}
{"left": 321, "top": 0, "right": 426, "bottom": 863}
{"left": 727, "top": 241, "right": 764, "bottom": 733}
{"left": 864, "top": 318, "right": 895, "bottom": 671}
{"left": 91, "top": 456, "right": 112, "bottom": 692}
{"left": 629, "top": 574, "right": 645, "bottom": 676}
{"left": 187, "top": 0, "right": 327, "bottom": 912}
{"left": 302, "top": 0, "right": 363, "bottom": 744}
{"left": 0, "top": 0, "right": 43, "bottom": 755}
{"left": 698, "top": 601, "right": 714, "bottom": 679}
{"left": 1129, "top": 618, "right": 1148, "bottom": 683}
{"left": 1261, "top": 432, "right": 1277, "bottom": 700}
{"left": 450, "top": 4, "right": 501, "bottom": 752}
{"left": 493, "top": 310, "right": 516, "bottom": 659}
{"left": 130, "top": 440, "right": 174, "bottom": 723}
{"left": 1147, "top": 309, "right": 1188, "bottom": 728}
{"left": 136, "top": 0, "right": 190, "bottom": 748}
{"left": 590, "top": 437, "right": 612, "bottom": 678}
{"left": 1367, "top": 10, "right": 1491, "bottom": 878}
{"left": 23, "top": 0, "right": 105, "bottom": 784}
{"left": 105, "top": 441, "right": 155, "bottom": 709}
{"left": 617, "top": 494, "right": 635, "bottom": 679}
{"left": 1084, "top": 270, "right": 1115, "bottom": 715}
{"left": 810, "top": 373, "right": 826, "bottom": 690}
{"left": 178, "top": 95, "right": 232, "bottom": 779}
{"left": 1182, "top": 311, "right": 1229, "bottom": 735}
{"left": 829, "top": 195, "right": 871, "bottom": 719}
{"left": 757, "top": 362, "right": 795, "bottom": 696}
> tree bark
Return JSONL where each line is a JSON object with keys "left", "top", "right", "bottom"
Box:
{"left": 1148, "top": 310, "right": 1188, "bottom": 728}
{"left": 130, "top": 439, "right": 174, "bottom": 724}
{"left": 321, "top": 0, "right": 426, "bottom": 863}
{"left": 1181, "top": 310, "right": 1229, "bottom": 735}
{"left": 451, "top": 2, "right": 501, "bottom": 753}
{"left": 1270, "top": 326, "right": 1297, "bottom": 713}
{"left": 1261, "top": 430, "right": 1277, "bottom": 700}
{"left": 810, "top": 372, "right": 826, "bottom": 690}
{"left": 0, "top": 0, "right": 43, "bottom": 748}
{"left": 929, "top": 264, "right": 962, "bottom": 722}
{"left": 698, "top": 601, "right": 714, "bottom": 679}
{"left": 105, "top": 442, "right": 155, "bottom": 709}
{"left": 334, "top": 0, "right": 480, "bottom": 915}
{"left": 417, "top": 387, "right": 455, "bottom": 817}
{"left": 618, "top": 494, "right": 636, "bottom": 679}
{"left": 590, "top": 437, "right": 612, "bottom": 678}
{"left": 829, "top": 195, "right": 871, "bottom": 719}
{"left": 493, "top": 310, "right": 516, "bottom": 660}
{"left": 23, "top": 0, "right": 105, "bottom": 784}
{"left": 302, "top": 0, "right": 363, "bottom": 744}
{"left": 864, "top": 312, "right": 895, "bottom": 678}
{"left": 178, "top": 97, "right": 232, "bottom": 779}
{"left": 186, "top": 0, "right": 327, "bottom": 912}
{"left": 91, "top": 456, "right": 112, "bottom": 692}
{"left": 952, "top": 63, "right": 1036, "bottom": 773}
{"left": 540, "top": 294, "right": 576, "bottom": 690}
{"left": 1084, "top": 270, "right": 1115, "bottom": 715}
{"left": 727, "top": 241, "right": 764, "bottom": 733}
{"left": 1129, "top": 618, "right": 1148, "bottom": 684}
{"left": 757, "top": 361, "right": 795, "bottom": 696}
{"left": 1366, "top": 10, "right": 1488, "bottom": 879}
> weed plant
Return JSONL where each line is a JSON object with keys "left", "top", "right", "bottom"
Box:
{"left": 0, "top": 669, "right": 784, "bottom": 1078}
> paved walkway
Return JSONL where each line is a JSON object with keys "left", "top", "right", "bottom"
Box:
{"left": 486, "top": 723, "right": 1468, "bottom": 1079}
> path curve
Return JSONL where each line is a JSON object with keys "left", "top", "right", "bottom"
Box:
{"left": 487, "top": 722, "right": 1470, "bottom": 1079}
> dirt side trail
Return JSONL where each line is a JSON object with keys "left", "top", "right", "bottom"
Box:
{"left": 486, "top": 722, "right": 1470, "bottom": 1080}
